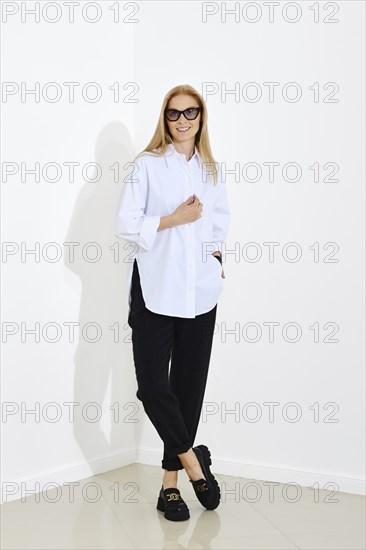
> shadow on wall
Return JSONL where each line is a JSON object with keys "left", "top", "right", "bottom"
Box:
{"left": 64, "top": 122, "right": 147, "bottom": 475}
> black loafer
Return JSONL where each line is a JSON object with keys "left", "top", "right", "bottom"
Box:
{"left": 189, "top": 445, "right": 221, "bottom": 510}
{"left": 156, "top": 485, "right": 190, "bottom": 521}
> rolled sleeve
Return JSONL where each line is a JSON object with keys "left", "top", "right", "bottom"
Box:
{"left": 115, "top": 156, "right": 160, "bottom": 252}
{"left": 212, "top": 168, "right": 231, "bottom": 249}
{"left": 138, "top": 214, "right": 161, "bottom": 251}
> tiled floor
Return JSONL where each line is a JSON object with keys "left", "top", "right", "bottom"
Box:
{"left": 1, "top": 464, "right": 365, "bottom": 549}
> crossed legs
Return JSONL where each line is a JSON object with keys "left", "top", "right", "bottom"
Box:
{"left": 130, "top": 302, "right": 217, "bottom": 488}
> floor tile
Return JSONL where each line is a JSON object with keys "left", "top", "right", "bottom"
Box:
{"left": 1, "top": 503, "right": 134, "bottom": 549}
{"left": 128, "top": 533, "right": 298, "bottom": 549}
{"left": 2, "top": 475, "right": 111, "bottom": 511}
{"left": 2, "top": 464, "right": 364, "bottom": 550}
{"left": 286, "top": 530, "right": 366, "bottom": 549}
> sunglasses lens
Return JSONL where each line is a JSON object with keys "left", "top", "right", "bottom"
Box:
{"left": 185, "top": 108, "right": 200, "bottom": 119}
{"left": 165, "top": 110, "right": 179, "bottom": 121}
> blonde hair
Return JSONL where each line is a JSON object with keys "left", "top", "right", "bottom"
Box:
{"left": 134, "top": 84, "right": 219, "bottom": 185}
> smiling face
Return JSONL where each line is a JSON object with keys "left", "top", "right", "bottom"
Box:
{"left": 165, "top": 94, "right": 201, "bottom": 146}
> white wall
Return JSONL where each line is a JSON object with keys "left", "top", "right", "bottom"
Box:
{"left": 2, "top": 1, "right": 365, "bottom": 503}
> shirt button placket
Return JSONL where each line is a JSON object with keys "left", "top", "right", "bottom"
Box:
{"left": 185, "top": 162, "right": 195, "bottom": 317}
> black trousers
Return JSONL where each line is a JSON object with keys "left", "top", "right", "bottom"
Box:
{"left": 127, "top": 259, "right": 217, "bottom": 471}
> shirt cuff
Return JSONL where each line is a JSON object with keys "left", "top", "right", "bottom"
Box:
{"left": 137, "top": 215, "right": 161, "bottom": 251}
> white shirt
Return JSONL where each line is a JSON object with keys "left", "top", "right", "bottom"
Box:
{"left": 114, "top": 142, "right": 231, "bottom": 318}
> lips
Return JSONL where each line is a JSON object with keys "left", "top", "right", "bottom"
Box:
{"left": 177, "top": 127, "right": 190, "bottom": 132}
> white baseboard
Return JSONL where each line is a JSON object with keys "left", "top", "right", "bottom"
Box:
{"left": 2, "top": 447, "right": 364, "bottom": 503}
{"left": 1, "top": 448, "right": 136, "bottom": 504}
{"left": 137, "top": 448, "right": 366, "bottom": 496}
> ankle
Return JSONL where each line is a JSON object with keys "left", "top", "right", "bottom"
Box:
{"left": 178, "top": 450, "right": 205, "bottom": 481}
{"left": 162, "top": 470, "right": 178, "bottom": 489}
{"left": 178, "top": 448, "right": 195, "bottom": 467}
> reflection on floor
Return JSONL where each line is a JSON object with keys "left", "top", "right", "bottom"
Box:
{"left": 1, "top": 463, "right": 365, "bottom": 549}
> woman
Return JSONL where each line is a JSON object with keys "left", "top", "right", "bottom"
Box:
{"left": 115, "top": 84, "right": 230, "bottom": 521}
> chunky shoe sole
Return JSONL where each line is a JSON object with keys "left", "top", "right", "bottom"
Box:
{"left": 156, "top": 486, "right": 190, "bottom": 521}
{"left": 189, "top": 445, "right": 221, "bottom": 510}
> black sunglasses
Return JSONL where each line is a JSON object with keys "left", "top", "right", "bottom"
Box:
{"left": 164, "top": 107, "right": 201, "bottom": 122}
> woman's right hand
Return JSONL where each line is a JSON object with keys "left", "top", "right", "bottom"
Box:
{"left": 171, "top": 194, "right": 203, "bottom": 226}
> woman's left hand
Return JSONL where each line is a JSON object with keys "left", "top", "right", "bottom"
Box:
{"left": 212, "top": 252, "right": 225, "bottom": 278}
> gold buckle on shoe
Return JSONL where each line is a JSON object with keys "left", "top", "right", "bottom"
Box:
{"left": 196, "top": 483, "right": 208, "bottom": 492}
{"left": 166, "top": 493, "right": 180, "bottom": 501}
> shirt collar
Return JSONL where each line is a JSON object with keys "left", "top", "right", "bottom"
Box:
{"left": 165, "top": 142, "right": 202, "bottom": 168}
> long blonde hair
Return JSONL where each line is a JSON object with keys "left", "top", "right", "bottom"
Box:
{"left": 134, "top": 84, "right": 219, "bottom": 185}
